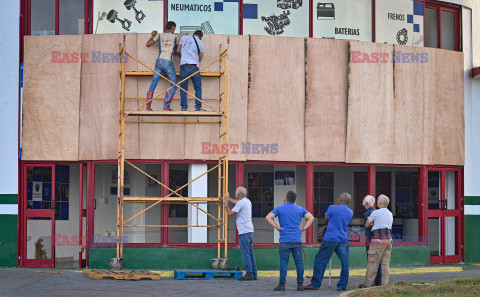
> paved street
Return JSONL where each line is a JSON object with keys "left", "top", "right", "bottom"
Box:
{"left": 1, "top": 267, "right": 480, "bottom": 297}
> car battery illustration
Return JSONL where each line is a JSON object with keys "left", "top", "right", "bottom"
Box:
{"left": 317, "top": 2, "right": 335, "bottom": 20}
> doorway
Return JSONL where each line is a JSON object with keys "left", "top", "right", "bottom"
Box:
{"left": 21, "top": 163, "right": 89, "bottom": 268}
{"left": 426, "top": 169, "right": 462, "bottom": 264}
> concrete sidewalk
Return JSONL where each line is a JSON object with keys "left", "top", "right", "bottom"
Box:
{"left": 0, "top": 264, "right": 479, "bottom": 297}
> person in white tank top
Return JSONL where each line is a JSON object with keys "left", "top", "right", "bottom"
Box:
{"left": 145, "top": 21, "right": 179, "bottom": 111}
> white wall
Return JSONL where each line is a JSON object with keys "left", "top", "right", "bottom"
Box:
{"left": 463, "top": 5, "right": 480, "bottom": 198}
{"left": 0, "top": 1, "right": 19, "bottom": 194}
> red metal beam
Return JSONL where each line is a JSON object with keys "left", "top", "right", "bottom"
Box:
{"left": 472, "top": 67, "right": 480, "bottom": 78}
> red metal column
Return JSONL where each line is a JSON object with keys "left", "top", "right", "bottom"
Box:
{"left": 306, "top": 163, "right": 314, "bottom": 243}
{"left": 368, "top": 165, "right": 376, "bottom": 197}
{"left": 238, "top": 0, "right": 243, "bottom": 35}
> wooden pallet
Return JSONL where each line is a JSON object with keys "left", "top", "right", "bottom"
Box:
{"left": 174, "top": 269, "right": 243, "bottom": 280}
{"left": 83, "top": 269, "right": 161, "bottom": 280}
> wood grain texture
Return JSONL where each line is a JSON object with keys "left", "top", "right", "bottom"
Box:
{"left": 434, "top": 49, "right": 464, "bottom": 165}
{"left": 183, "top": 35, "right": 249, "bottom": 161}
{"left": 393, "top": 45, "right": 437, "bottom": 165}
{"left": 305, "top": 39, "right": 348, "bottom": 162}
{"left": 346, "top": 41, "right": 395, "bottom": 164}
{"left": 78, "top": 33, "right": 139, "bottom": 160}
{"left": 246, "top": 35, "right": 306, "bottom": 161}
{"left": 22, "top": 35, "right": 82, "bottom": 161}
{"left": 137, "top": 33, "right": 185, "bottom": 160}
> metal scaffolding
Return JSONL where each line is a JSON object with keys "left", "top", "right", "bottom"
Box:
{"left": 113, "top": 35, "right": 230, "bottom": 269}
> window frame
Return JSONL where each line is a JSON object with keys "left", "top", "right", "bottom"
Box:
{"left": 424, "top": 0, "right": 461, "bottom": 51}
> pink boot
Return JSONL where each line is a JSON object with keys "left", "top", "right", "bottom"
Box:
{"left": 163, "top": 92, "right": 174, "bottom": 111}
{"left": 146, "top": 91, "right": 154, "bottom": 111}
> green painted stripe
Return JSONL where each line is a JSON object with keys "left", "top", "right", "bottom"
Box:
{"left": 0, "top": 194, "right": 18, "bottom": 204}
{"left": 465, "top": 196, "right": 480, "bottom": 205}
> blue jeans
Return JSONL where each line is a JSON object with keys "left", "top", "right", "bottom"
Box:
{"left": 149, "top": 58, "right": 177, "bottom": 95}
{"left": 310, "top": 240, "right": 349, "bottom": 290}
{"left": 279, "top": 242, "right": 304, "bottom": 284}
{"left": 179, "top": 64, "right": 202, "bottom": 109}
{"left": 239, "top": 232, "right": 257, "bottom": 277}
{"left": 366, "top": 244, "right": 382, "bottom": 285}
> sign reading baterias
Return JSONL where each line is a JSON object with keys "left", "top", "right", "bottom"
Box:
{"left": 168, "top": 0, "right": 239, "bottom": 35}
{"left": 313, "top": 0, "right": 372, "bottom": 41}
{"left": 93, "top": 0, "right": 164, "bottom": 34}
{"left": 243, "top": 0, "right": 309, "bottom": 37}
{"left": 375, "top": 0, "right": 424, "bottom": 46}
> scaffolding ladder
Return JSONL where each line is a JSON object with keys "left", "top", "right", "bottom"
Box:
{"left": 112, "top": 35, "right": 230, "bottom": 269}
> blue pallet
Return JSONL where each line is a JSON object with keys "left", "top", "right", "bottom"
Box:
{"left": 174, "top": 269, "right": 243, "bottom": 280}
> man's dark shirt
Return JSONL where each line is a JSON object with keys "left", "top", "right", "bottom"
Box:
{"left": 364, "top": 207, "right": 376, "bottom": 246}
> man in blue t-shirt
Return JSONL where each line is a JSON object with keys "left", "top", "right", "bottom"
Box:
{"left": 305, "top": 193, "right": 353, "bottom": 292}
{"left": 266, "top": 191, "right": 314, "bottom": 292}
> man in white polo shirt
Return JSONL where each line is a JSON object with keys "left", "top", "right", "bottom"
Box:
{"left": 224, "top": 187, "right": 257, "bottom": 281}
{"left": 176, "top": 30, "right": 205, "bottom": 111}
{"left": 360, "top": 194, "right": 393, "bottom": 288}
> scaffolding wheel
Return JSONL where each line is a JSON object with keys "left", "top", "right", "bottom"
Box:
{"left": 110, "top": 257, "right": 124, "bottom": 270}
{"left": 218, "top": 258, "right": 228, "bottom": 270}
{"left": 210, "top": 258, "right": 220, "bottom": 269}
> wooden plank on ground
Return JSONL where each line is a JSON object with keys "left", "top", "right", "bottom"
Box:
{"left": 22, "top": 35, "right": 82, "bottom": 161}
{"left": 78, "top": 33, "right": 139, "bottom": 160}
{"left": 346, "top": 41, "right": 395, "bottom": 164}
{"left": 434, "top": 49, "right": 464, "bottom": 165}
{"left": 247, "top": 35, "right": 306, "bottom": 161}
{"left": 305, "top": 39, "right": 348, "bottom": 162}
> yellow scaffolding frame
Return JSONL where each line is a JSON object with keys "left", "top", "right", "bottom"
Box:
{"left": 115, "top": 35, "right": 230, "bottom": 265}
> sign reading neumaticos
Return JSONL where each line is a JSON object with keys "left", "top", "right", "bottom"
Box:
{"left": 170, "top": 4, "right": 212, "bottom": 12}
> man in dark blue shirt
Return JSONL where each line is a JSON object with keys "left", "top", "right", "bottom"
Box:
{"left": 363, "top": 195, "right": 382, "bottom": 286}
{"left": 266, "top": 191, "right": 314, "bottom": 292}
{"left": 305, "top": 193, "right": 353, "bottom": 291}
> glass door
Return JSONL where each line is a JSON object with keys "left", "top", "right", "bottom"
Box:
{"left": 22, "top": 165, "right": 56, "bottom": 267}
{"left": 426, "top": 168, "right": 462, "bottom": 264}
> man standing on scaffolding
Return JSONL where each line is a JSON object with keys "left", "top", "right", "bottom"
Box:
{"left": 145, "top": 21, "right": 178, "bottom": 111}
{"left": 176, "top": 30, "right": 205, "bottom": 111}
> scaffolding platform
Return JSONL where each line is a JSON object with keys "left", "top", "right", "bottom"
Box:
{"left": 83, "top": 269, "right": 161, "bottom": 280}
{"left": 174, "top": 269, "right": 242, "bottom": 280}
{"left": 113, "top": 35, "right": 231, "bottom": 269}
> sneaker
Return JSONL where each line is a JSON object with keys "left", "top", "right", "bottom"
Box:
{"left": 297, "top": 283, "right": 304, "bottom": 291}
{"left": 146, "top": 107, "right": 152, "bottom": 111}
{"left": 273, "top": 283, "right": 285, "bottom": 291}
{"left": 238, "top": 274, "right": 254, "bottom": 281}
{"left": 163, "top": 107, "right": 174, "bottom": 111}
{"left": 303, "top": 284, "right": 319, "bottom": 290}
{"left": 181, "top": 108, "right": 187, "bottom": 111}
{"left": 358, "top": 284, "right": 367, "bottom": 288}
{"left": 338, "top": 288, "right": 346, "bottom": 291}
{"left": 254, "top": 276, "right": 257, "bottom": 280}
{"left": 195, "top": 108, "right": 206, "bottom": 112}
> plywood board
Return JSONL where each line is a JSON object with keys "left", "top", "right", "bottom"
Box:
{"left": 246, "top": 35, "right": 306, "bottom": 162}
{"left": 305, "top": 39, "right": 348, "bottom": 162}
{"left": 78, "top": 34, "right": 139, "bottom": 160}
{"left": 22, "top": 35, "right": 82, "bottom": 161}
{"left": 434, "top": 49, "right": 465, "bottom": 165}
{"left": 346, "top": 41, "right": 395, "bottom": 164}
{"left": 183, "top": 35, "right": 249, "bottom": 161}
{"left": 393, "top": 45, "right": 437, "bottom": 165}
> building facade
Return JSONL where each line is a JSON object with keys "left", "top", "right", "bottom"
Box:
{"left": 0, "top": 0, "right": 479, "bottom": 269}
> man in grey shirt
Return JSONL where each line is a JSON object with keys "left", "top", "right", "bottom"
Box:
{"left": 360, "top": 194, "right": 393, "bottom": 288}
{"left": 224, "top": 187, "right": 257, "bottom": 281}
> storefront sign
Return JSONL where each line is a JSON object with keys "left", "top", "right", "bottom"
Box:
{"left": 168, "top": 0, "right": 239, "bottom": 34}
{"left": 93, "top": 0, "right": 164, "bottom": 34}
{"left": 243, "top": 0, "right": 309, "bottom": 37}
{"left": 375, "top": 0, "right": 424, "bottom": 46}
{"left": 313, "top": 0, "right": 372, "bottom": 41}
